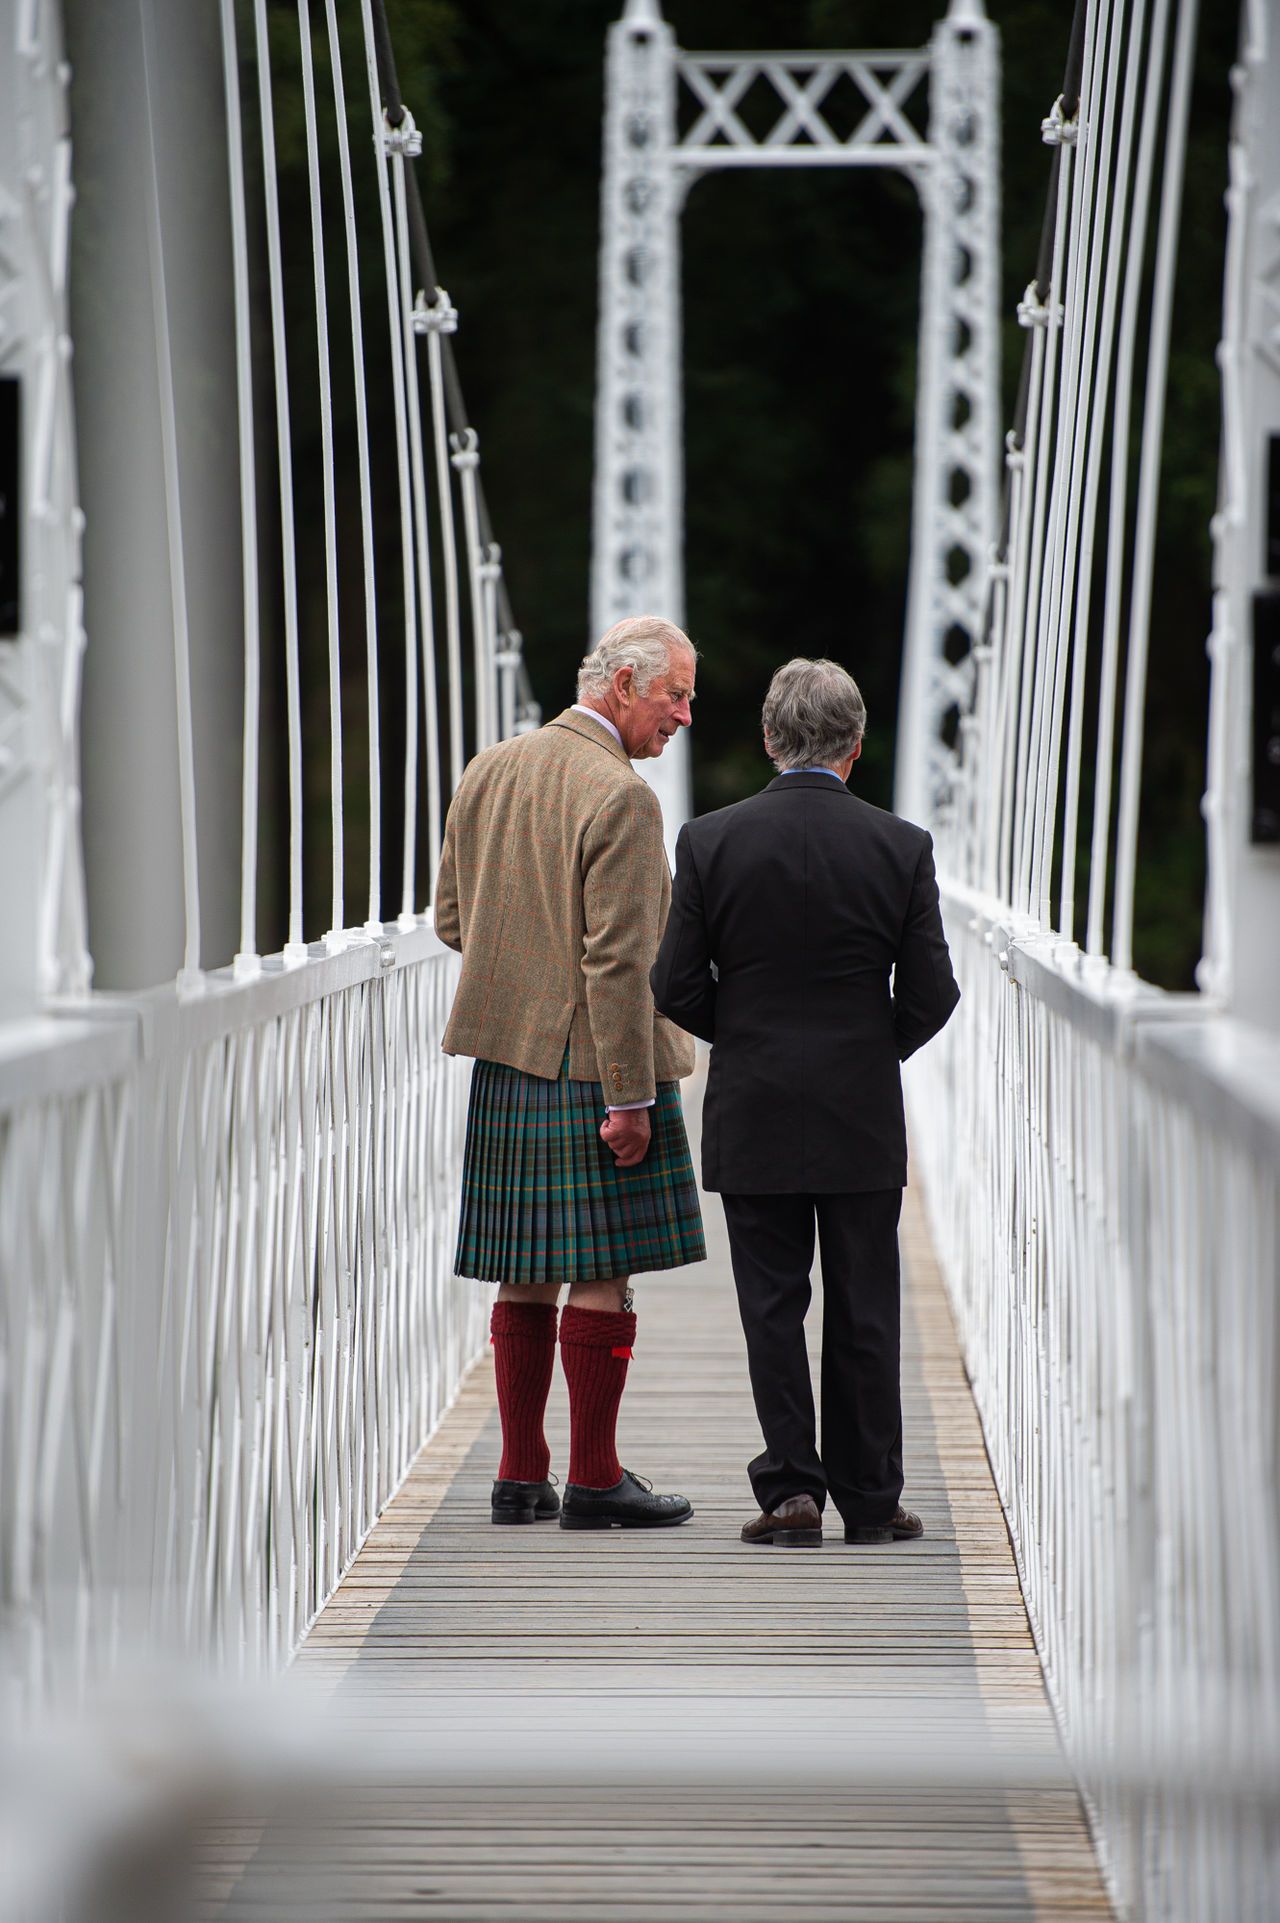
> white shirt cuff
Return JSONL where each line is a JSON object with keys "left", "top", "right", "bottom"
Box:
{"left": 606, "top": 1098, "right": 656, "bottom": 1111}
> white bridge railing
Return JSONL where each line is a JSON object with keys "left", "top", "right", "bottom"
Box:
{"left": 2, "top": 933, "right": 477, "bottom": 1716}
{"left": 1, "top": 0, "right": 527, "bottom": 1718}
{"left": 909, "top": 902, "right": 1280, "bottom": 1922}
{"left": 910, "top": 0, "right": 1280, "bottom": 1918}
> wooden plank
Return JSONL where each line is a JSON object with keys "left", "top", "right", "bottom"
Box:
{"left": 203, "top": 1075, "right": 1113, "bottom": 1921}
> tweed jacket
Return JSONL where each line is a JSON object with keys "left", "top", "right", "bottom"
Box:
{"left": 434, "top": 708, "right": 695, "bottom": 1103}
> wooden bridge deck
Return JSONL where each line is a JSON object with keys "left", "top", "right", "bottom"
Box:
{"left": 202, "top": 1110, "right": 1113, "bottom": 1921}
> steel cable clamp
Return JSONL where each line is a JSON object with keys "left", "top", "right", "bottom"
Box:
{"left": 382, "top": 106, "right": 423, "bottom": 158}
{"left": 413, "top": 286, "right": 458, "bottom": 336}
{"left": 1040, "top": 95, "right": 1078, "bottom": 147}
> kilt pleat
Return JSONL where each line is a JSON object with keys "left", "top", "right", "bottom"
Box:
{"left": 454, "top": 1053, "right": 706, "bottom": 1286}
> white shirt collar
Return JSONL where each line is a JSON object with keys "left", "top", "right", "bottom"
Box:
{"left": 571, "top": 703, "right": 624, "bottom": 750}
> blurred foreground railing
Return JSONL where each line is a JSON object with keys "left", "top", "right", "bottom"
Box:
{"left": 909, "top": 893, "right": 1280, "bottom": 1921}
{"left": 1, "top": 932, "right": 482, "bottom": 1719}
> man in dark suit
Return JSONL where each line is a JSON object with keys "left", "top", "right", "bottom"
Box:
{"left": 651, "top": 658, "right": 959, "bottom": 1547}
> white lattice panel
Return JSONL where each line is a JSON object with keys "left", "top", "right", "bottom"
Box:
{"left": 909, "top": 901, "right": 1280, "bottom": 1922}
{"left": 0, "top": 935, "right": 482, "bottom": 1714}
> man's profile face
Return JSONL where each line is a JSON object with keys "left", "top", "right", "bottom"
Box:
{"left": 616, "top": 647, "right": 697, "bottom": 759}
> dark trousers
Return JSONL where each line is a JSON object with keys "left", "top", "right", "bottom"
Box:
{"left": 720, "top": 1189, "right": 904, "bottom": 1527}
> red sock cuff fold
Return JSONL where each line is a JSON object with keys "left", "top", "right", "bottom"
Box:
{"left": 558, "top": 1305, "right": 637, "bottom": 1350}
{"left": 491, "top": 1300, "right": 558, "bottom": 1341}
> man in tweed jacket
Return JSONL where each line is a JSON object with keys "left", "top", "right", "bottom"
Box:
{"left": 435, "top": 616, "right": 703, "bottom": 1532}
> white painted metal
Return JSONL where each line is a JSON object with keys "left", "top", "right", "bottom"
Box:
{"left": 1111, "top": 0, "right": 1200, "bottom": 972}
{"left": 3, "top": 12, "right": 1276, "bottom": 1923}
{"left": 591, "top": 0, "right": 688, "bottom": 850}
{"left": 591, "top": 0, "right": 1001, "bottom": 848}
{"left": 251, "top": 0, "right": 306, "bottom": 964}
{"left": 0, "top": 931, "right": 480, "bottom": 1714}
{"left": 393, "top": 168, "right": 442, "bottom": 917}
{"left": 910, "top": 2, "right": 1280, "bottom": 1918}
{"left": 0, "top": 0, "right": 535, "bottom": 1723}
{"left": 0, "top": 0, "right": 89, "bottom": 1011}
{"left": 324, "top": 0, "right": 382, "bottom": 938}
{"left": 1057, "top": 0, "right": 1146, "bottom": 942}
{"left": 451, "top": 427, "right": 495, "bottom": 753}
{"left": 898, "top": 0, "right": 1002, "bottom": 832}
{"left": 1202, "top": 0, "right": 1280, "bottom": 1032}
{"left": 672, "top": 51, "right": 932, "bottom": 171}
{"left": 220, "top": 0, "right": 262, "bottom": 980}
{"left": 360, "top": 4, "right": 418, "bottom": 943}
{"left": 909, "top": 899, "right": 1280, "bottom": 1923}
{"left": 297, "top": 0, "right": 345, "bottom": 948}
{"left": 416, "top": 287, "right": 465, "bottom": 801}
{"left": 139, "top": 0, "right": 203, "bottom": 998}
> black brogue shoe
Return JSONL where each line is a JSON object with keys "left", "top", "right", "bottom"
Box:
{"left": 491, "top": 1476, "right": 561, "bottom": 1525}
{"left": 559, "top": 1469, "right": 693, "bottom": 1531}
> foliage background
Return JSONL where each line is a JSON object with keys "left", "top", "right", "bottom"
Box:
{"left": 262, "top": 0, "right": 1236, "bottom": 988}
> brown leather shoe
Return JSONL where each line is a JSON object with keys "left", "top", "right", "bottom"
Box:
{"left": 843, "top": 1505, "right": 924, "bottom": 1544}
{"left": 741, "top": 1493, "right": 823, "bottom": 1547}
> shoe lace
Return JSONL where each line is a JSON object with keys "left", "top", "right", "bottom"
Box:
{"left": 623, "top": 1469, "right": 653, "bottom": 1492}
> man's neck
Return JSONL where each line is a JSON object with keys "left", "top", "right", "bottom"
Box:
{"left": 577, "top": 694, "right": 619, "bottom": 729}
{"left": 572, "top": 701, "right": 625, "bottom": 751}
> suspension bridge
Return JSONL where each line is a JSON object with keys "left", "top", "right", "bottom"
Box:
{"left": 1, "top": 0, "right": 1277, "bottom": 1919}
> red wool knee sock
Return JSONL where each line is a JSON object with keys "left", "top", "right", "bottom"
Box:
{"left": 559, "top": 1304, "right": 637, "bottom": 1490}
{"left": 490, "top": 1300, "right": 557, "bottom": 1483}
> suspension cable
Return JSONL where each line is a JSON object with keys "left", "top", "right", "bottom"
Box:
{"left": 368, "top": 0, "right": 536, "bottom": 766}
{"left": 1112, "top": 0, "right": 1200, "bottom": 972}
{"left": 1086, "top": 0, "right": 1175, "bottom": 957}
{"left": 1059, "top": 0, "right": 1149, "bottom": 942}
{"left": 1022, "top": 0, "right": 1099, "bottom": 923}
{"left": 219, "top": 0, "right": 261, "bottom": 976}
{"left": 298, "top": 0, "right": 344, "bottom": 944}
{"left": 252, "top": 0, "right": 305, "bottom": 959}
{"left": 359, "top": 0, "right": 419, "bottom": 936}
{"left": 140, "top": 0, "right": 201, "bottom": 989}
{"left": 323, "top": 0, "right": 382, "bottom": 933}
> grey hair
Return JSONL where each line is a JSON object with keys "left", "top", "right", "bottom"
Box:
{"left": 762, "top": 658, "right": 867, "bottom": 772}
{"left": 577, "top": 615, "right": 696, "bottom": 699}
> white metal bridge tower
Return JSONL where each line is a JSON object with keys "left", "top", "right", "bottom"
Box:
{"left": 591, "top": 0, "right": 1000, "bottom": 844}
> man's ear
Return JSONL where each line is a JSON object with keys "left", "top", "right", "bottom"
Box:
{"left": 613, "top": 665, "right": 635, "bottom": 705}
{"left": 851, "top": 740, "right": 862, "bottom": 762}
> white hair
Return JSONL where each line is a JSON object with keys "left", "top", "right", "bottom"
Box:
{"left": 762, "top": 658, "right": 867, "bottom": 772}
{"left": 576, "top": 615, "right": 696, "bottom": 700}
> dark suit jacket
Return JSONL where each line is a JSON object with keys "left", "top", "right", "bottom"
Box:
{"left": 650, "top": 773, "right": 960, "bottom": 1193}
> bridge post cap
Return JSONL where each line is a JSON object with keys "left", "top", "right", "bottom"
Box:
{"left": 945, "top": 0, "right": 988, "bottom": 23}
{"left": 622, "top": 0, "right": 664, "bottom": 24}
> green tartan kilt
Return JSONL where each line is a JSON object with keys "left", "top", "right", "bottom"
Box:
{"left": 454, "top": 1053, "right": 706, "bottom": 1286}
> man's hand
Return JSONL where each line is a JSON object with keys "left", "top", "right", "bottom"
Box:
{"left": 600, "top": 1108, "right": 652, "bottom": 1169}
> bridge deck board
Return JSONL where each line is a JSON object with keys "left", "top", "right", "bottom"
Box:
{"left": 203, "top": 1092, "right": 1113, "bottom": 1922}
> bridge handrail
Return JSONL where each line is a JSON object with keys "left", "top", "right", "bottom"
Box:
{"left": 917, "top": 884, "right": 1280, "bottom": 1922}
{"left": 0, "top": 933, "right": 480, "bottom": 1717}
{"left": 0, "top": 925, "right": 455, "bottom": 1114}
{"left": 939, "top": 880, "right": 1280, "bottom": 1161}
